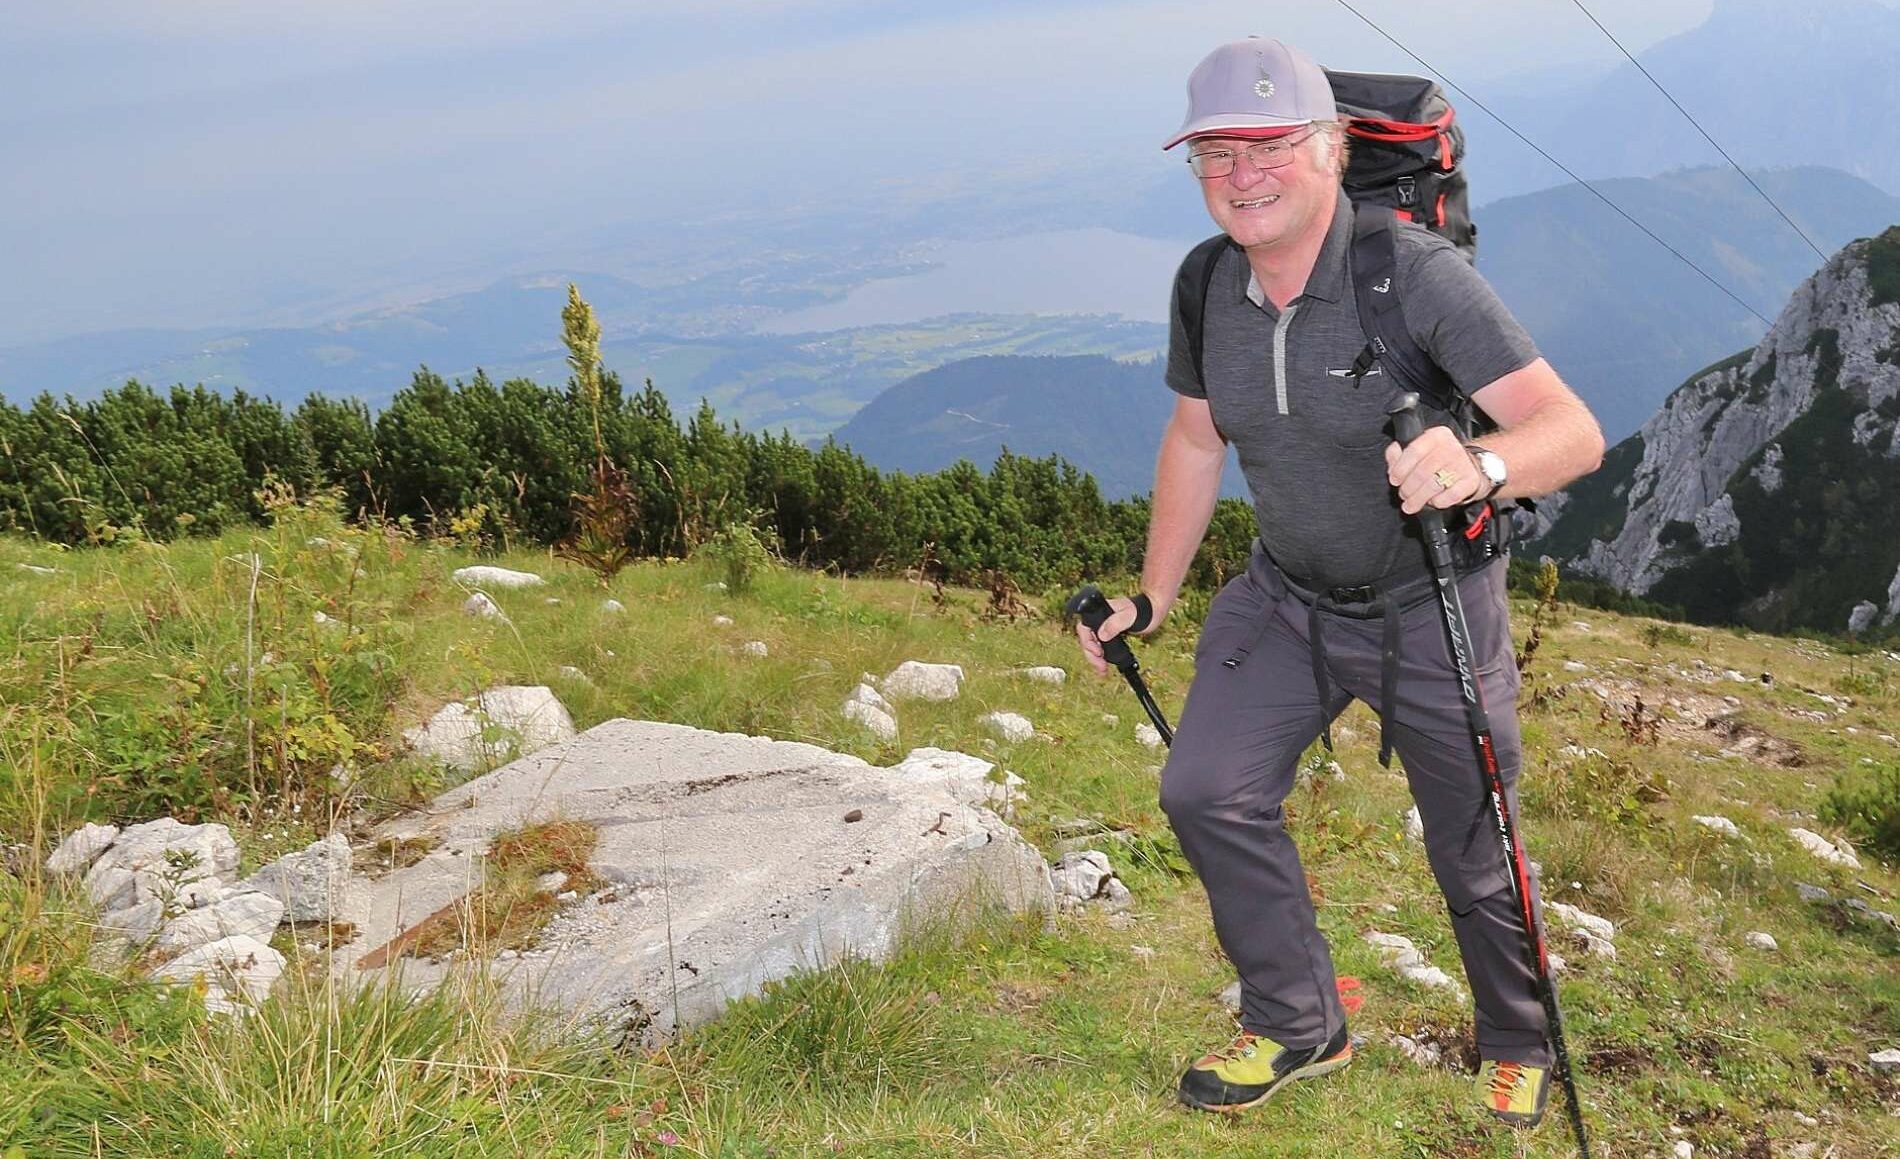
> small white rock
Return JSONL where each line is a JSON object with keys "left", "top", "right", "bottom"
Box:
{"left": 980, "top": 711, "right": 1035, "bottom": 743}
{"left": 463, "top": 592, "right": 507, "bottom": 620}
{"left": 1692, "top": 815, "right": 1740, "bottom": 838}
{"left": 1050, "top": 851, "right": 1113, "bottom": 900}
{"left": 15, "top": 563, "right": 57, "bottom": 575}
{"left": 1562, "top": 660, "right": 1587, "bottom": 672}
{"left": 1548, "top": 901, "right": 1615, "bottom": 941}
{"left": 1673, "top": 1142, "right": 1694, "bottom": 1159}
{"left": 1743, "top": 931, "right": 1778, "bottom": 951}
{"left": 1788, "top": 827, "right": 1861, "bottom": 869}
{"left": 1019, "top": 666, "right": 1066, "bottom": 685}
{"left": 600, "top": 598, "right": 626, "bottom": 614}
{"left": 712, "top": 614, "right": 733, "bottom": 627}
{"left": 740, "top": 640, "right": 769, "bottom": 658}
{"left": 1403, "top": 806, "right": 1424, "bottom": 843}
{"left": 1129, "top": 944, "right": 1157, "bottom": 962}
{"left": 842, "top": 699, "right": 898, "bottom": 740}
{"left": 1871, "top": 1048, "right": 1900, "bottom": 1072}
{"left": 452, "top": 565, "right": 543, "bottom": 589}
{"left": 1134, "top": 723, "right": 1163, "bottom": 749}
{"left": 882, "top": 661, "right": 964, "bottom": 702}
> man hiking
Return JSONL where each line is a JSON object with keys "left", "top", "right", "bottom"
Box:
{"left": 1076, "top": 38, "right": 1604, "bottom": 1127}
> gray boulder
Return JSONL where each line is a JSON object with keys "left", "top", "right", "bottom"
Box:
{"left": 46, "top": 822, "right": 120, "bottom": 875}
{"left": 403, "top": 686, "right": 577, "bottom": 772}
{"left": 240, "top": 833, "right": 353, "bottom": 922}
{"left": 82, "top": 818, "right": 240, "bottom": 915}
{"left": 882, "top": 661, "right": 964, "bottom": 702}
{"left": 339, "top": 720, "right": 1052, "bottom": 1043}
{"left": 155, "top": 891, "right": 287, "bottom": 953}
{"left": 151, "top": 934, "right": 286, "bottom": 1016}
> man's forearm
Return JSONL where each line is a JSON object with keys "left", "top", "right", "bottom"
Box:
{"left": 1140, "top": 423, "right": 1226, "bottom": 619}
{"left": 1473, "top": 396, "right": 1604, "bottom": 499}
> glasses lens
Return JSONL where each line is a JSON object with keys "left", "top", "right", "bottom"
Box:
{"left": 1246, "top": 140, "right": 1294, "bottom": 169}
{"left": 1189, "top": 151, "right": 1233, "bottom": 179}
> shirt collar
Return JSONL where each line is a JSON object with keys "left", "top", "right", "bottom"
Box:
{"left": 1243, "top": 189, "right": 1354, "bottom": 309}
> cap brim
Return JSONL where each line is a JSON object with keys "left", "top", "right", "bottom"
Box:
{"left": 1163, "top": 114, "right": 1312, "bottom": 151}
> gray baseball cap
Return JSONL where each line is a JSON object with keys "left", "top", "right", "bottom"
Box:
{"left": 1163, "top": 37, "right": 1336, "bottom": 150}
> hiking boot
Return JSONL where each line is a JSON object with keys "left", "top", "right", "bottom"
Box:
{"left": 1478, "top": 1059, "right": 1549, "bottom": 1127}
{"left": 1177, "top": 1023, "right": 1352, "bottom": 1113}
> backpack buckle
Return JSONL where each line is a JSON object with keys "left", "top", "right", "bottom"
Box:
{"left": 1395, "top": 176, "right": 1418, "bottom": 207}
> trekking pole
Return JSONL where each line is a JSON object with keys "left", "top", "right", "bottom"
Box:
{"left": 1388, "top": 393, "right": 1591, "bottom": 1158}
{"left": 1066, "top": 585, "right": 1174, "bottom": 745}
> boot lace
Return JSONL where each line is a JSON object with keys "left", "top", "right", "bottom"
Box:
{"left": 1486, "top": 1062, "right": 1528, "bottom": 1102}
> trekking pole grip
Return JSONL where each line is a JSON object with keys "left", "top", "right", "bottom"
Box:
{"left": 1386, "top": 393, "right": 1456, "bottom": 568}
{"left": 1066, "top": 585, "right": 1139, "bottom": 672}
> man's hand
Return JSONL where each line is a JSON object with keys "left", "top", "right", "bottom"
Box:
{"left": 1075, "top": 596, "right": 1160, "bottom": 676}
{"left": 1385, "top": 425, "right": 1488, "bottom": 515}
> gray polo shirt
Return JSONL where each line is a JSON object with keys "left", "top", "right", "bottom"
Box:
{"left": 1165, "top": 190, "right": 1539, "bottom": 591}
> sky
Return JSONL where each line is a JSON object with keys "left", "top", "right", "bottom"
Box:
{"left": 0, "top": 0, "right": 1756, "bottom": 347}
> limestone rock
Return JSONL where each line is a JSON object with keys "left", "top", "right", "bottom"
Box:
{"left": 1051, "top": 851, "right": 1112, "bottom": 901}
{"left": 1692, "top": 815, "right": 1740, "bottom": 838}
{"left": 82, "top": 818, "right": 240, "bottom": 915}
{"left": 1018, "top": 666, "right": 1066, "bottom": 685}
{"left": 1743, "top": 931, "right": 1778, "bottom": 951}
{"left": 452, "top": 566, "right": 544, "bottom": 589}
{"left": 1134, "top": 723, "right": 1164, "bottom": 749}
{"left": 1403, "top": 806, "right": 1424, "bottom": 844}
{"left": 1788, "top": 827, "right": 1861, "bottom": 869}
{"left": 740, "top": 640, "right": 769, "bottom": 658}
{"left": 1363, "top": 931, "right": 1463, "bottom": 996}
{"left": 882, "top": 661, "right": 964, "bottom": 702}
{"left": 46, "top": 822, "right": 120, "bottom": 875}
{"left": 980, "top": 712, "right": 1034, "bottom": 743}
{"left": 1871, "top": 1048, "right": 1900, "bottom": 1072}
{"left": 842, "top": 699, "right": 897, "bottom": 741}
{"left": 601, "top": 598, "right": 626, "bottom": 614}
{"left": 240, "top": 833, "right": 353, "bottom": 922}
{"left": 1795, "top": 882, "right": 1831, "bottom": 904}
{"left": 340, "top": 720, "right": 1052, "bottom": 1043}
{"left": 1547, "top": 901, "right": 1615, "bottom": 942}
{"left": 151, "top": 934, "right": 285, "bottom": 1016}
{"left": 846, "top": 683, "right": 894, "bottom": 714}
{"left": 463, "top": 592, "right": 507, "bottom": 620}
{"left": 1848, "top": 600, "right": 1879, "bottom": 635}
{"left": 404, "top": 686, "right": 577, "bottom": 772}
{"left": 15, "top": 563, "right": 57, "bottom": 575}
{"left": 155, "top": 891, "right": 287, "bottom": 953}
{"left": 712, "top": 614, "right": 733, "bottom": 626}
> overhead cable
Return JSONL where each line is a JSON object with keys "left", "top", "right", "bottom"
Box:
{"left": 1329, "top": 0, "right": 1775, "bottom": 327}
{"left": 1567, "top": 0, "right": 1831, "bottom": 264}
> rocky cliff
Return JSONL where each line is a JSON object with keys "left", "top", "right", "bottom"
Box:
{"left": 1531, "top": 227, "right": 1900, "bottom": 637}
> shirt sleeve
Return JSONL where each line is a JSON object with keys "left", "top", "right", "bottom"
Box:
{"left": 1398, "top": 242, "right": 1541, "bottom": 398}
{"left": 1164, "top": 251, "right": 1209, "bottom": 399}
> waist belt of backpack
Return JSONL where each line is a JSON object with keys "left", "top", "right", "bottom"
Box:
{"left": 1277, "top": 552, "right": 1501, "bottom": 769}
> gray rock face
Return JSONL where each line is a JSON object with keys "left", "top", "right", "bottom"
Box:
{"left": 1569, "top": 239, "right": 1900, "bottom": 593}
{"left": 340, "top": 720, "right": 1052, "bottom": 1043}
{"left": 46, "top": 822, "right": 120, "bottom": 875}
{"left": 240, "top": 833, "right": 353, "bottom": 922}
{"left": 1886, "top": 562, "right": 1900, "bottom": 624}
{"left": 1849, "top": 600, "right": 1879, "bottom": 635}
{"left": 403, "top": 686, "right": 577, "bottom": 772}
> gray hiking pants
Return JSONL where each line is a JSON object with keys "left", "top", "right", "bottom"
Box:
{"left": 1159, "top": 548, "right": 1552, "bottom": 1065}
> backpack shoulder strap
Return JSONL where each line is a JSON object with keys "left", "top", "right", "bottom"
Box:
{"left": 1180, "top": 233, "right": 1235, "bottom": 390}
{"left": 1348, "top": 202, "right": 1466, "bottom": 423}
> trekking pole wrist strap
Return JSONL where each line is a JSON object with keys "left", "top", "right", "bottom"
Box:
{"left": 1127, "top": 592, "right": 1155, "bottom": 634}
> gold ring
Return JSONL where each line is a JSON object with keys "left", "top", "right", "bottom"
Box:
{"left": 1432, "top": 468, "right": 1457, "bottom": 491}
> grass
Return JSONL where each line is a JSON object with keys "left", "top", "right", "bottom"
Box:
{"left": 2, "top": 514, "right": 1898, "bottom": 1156}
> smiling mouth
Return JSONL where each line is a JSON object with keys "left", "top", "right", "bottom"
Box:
{"left": 1231, "top": 195, "right": 1280, "bottom": 209}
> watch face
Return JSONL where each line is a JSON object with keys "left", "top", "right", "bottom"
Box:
{"left": 1481, "top": 453, "right": 1507, "bottom": 485}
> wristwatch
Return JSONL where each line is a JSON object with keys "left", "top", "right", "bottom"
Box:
{"left": 1465, "top": 444, "right": 1507, "bottom": 499}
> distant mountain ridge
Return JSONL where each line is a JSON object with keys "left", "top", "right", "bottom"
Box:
{"left": 1529, "top": 226, "right": 1900, "bottom": 638}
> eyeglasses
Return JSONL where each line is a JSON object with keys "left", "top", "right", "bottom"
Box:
{"left": 1187, "top": 126, "right": 1321, "bottom": 179}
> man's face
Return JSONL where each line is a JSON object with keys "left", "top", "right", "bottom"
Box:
{"left": 1190, "top": 127, "right": 1338, "bottom": 252}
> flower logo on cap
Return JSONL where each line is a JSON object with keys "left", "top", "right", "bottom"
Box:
{"left": 1254, "top": 74, "right": 1276, "bottom": 99}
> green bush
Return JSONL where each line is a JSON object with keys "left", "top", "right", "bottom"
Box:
{"left": 1820, "top": 761, "right": 1900, "bottom": 862}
